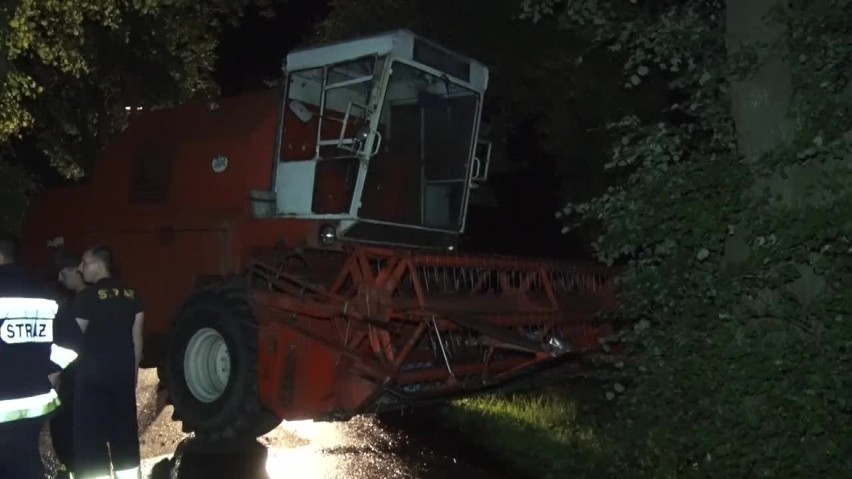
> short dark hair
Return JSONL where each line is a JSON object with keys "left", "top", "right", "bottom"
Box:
{"left": 54, "top": 254, "right": 79, "bottom": 276}
{"left": 85, "top": 245, "right": 114, "bottom": 273}
{"left": 0, "top": 234, "right": 19, "bottom": 262}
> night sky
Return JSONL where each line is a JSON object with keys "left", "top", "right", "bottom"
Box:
{"left": 214, "top": 1, "right": 333, "bottom": 97}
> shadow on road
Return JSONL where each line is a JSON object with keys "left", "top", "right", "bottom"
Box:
{"left": 375, "top": 408, "right": 526, "bottom": 479}
{"left": 149, "top": 437, "right": 271, "bottom": 479}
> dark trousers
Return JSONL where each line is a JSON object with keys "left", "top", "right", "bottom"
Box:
{"left": 73, "top": 370, "right": 140, "bottom": 478}
{"left": 50, "top": 365, "right": 77, "bottom": 470}
{"left": 0, "top": 419, "right": 44, "bottom": 479}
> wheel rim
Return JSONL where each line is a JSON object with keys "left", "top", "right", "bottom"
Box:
{"left": 183, "top": 327, "right": 231, "bottom": 403}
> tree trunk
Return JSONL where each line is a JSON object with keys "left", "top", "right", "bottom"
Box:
{"left": 723, "top": 0, "right": 793, "bottom": 266}
{"left": 725, "top": 0, "right": 794, "bottom": 163}
{"left": 725, "top": 0, "right": 828, "bottom": 309}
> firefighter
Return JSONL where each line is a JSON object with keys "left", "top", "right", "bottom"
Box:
{"left": 50, "top": 256, "right": 86, "bottom": 479}
{"left": 73, "top": 245, "right": 144, "bottom": 479}
{"left": 0, "top": 235, "right": 78, "bottom": 479}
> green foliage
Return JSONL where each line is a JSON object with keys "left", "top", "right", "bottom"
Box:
{"left": 321, "top": 1, "right": 852, "bottom": 475}
{"left": 523, "top": 0, "right": 852, "bottom": 477}
{"left": 7, "top": 0, "right": 273, "bottom": 171}
{"left": 442, "top": 387, "right": 618, "bottom": 479}
{"left": 0, "top": 155, "right": 35, "bottom": 233}
{"left": 0, "top": 0, "right": 273, "bottom": 232}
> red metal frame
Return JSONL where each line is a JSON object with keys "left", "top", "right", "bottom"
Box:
{"left": 249, "top": 245, "right": 617, "bottom": 421}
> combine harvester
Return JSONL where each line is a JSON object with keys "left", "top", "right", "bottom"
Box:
{"left": 20, "top": 30, "right": 617, "bottom": 440}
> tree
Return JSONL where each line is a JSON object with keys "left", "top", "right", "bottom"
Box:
{"left": 530, "top": 0, "right": 852, "bottom": 476}
{"left": 0, "top": 0, "right": 273, "bottom": 232}
{"left": 313, "top": 0, "right": 852, "bottom": 475}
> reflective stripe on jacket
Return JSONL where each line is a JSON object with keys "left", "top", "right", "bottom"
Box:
{"left": 0, "top": 295, "right": 78, "bottom": 424}
{"left": 0, "top": 389, "right": 61, "bottom": 422}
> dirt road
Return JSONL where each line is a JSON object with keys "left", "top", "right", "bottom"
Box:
{"left": 39, "top": 370, "right": 511, "bottom": 479}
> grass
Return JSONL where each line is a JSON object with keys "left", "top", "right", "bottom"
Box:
{"left": 437, "top": 384, "right": 621, "bottom": 479}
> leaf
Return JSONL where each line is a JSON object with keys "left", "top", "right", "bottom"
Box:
{"left": 0, "top": 0, "right": 264, "bottom": 186}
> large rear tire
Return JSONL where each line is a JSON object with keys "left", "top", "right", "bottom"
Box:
{"left": 165, "top": 282, "right": 281, "bottom": 441}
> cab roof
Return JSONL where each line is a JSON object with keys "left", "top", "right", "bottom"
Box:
{"left": 285, "top": 29, "right": 489, "bottom": 93}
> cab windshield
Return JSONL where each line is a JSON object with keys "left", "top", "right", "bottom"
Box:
{"left": 358, "top": 62, "right": 480, "bottom": 231}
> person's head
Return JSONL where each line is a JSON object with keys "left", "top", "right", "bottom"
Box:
{"left": 0, "top": 234, "right": 18, "bottom": 265}
{"left": 79, "top": 245, "right": 114, "bottom": 283}
{"left": 56, "top": 255, "right": 86, "bottom": 292}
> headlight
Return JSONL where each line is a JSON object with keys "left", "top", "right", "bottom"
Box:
{"left": 319, "top": 224, "right": 337, "bottom": 245}
{"left": 548, "top": 337, "right": 570, "bottom": 354}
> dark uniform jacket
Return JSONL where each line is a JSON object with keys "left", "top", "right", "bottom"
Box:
{"left": 54, "top": 289, "right": 83, "bottom": 356}
{"left": 73, "top": 277, "right": 143, "bottom": 379}
{"left": 0, "top": 264, "right": 78, "bottom": 426}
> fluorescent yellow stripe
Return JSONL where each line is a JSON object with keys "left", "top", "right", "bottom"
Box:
{"left": 0, "top": 297, "right": 58, "bottom": 319}
{"left": 0, "top": 389, "right": 60, "bottom": 422}
{"left": 76, "top": 465, "right": 139, "bottom": 479}
{"left": 114, "top": 466, "right": 141, "bottom": 479}
{"left": 50, "top": 343, "right": 78, "bottom": 368}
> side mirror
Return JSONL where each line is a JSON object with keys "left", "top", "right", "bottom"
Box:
{"left": 469, "top": 139, "right": 492, "bottom": 186}
{"left": 353, "top": 125, "right": 370, "bottom": 147}
{"left": 351, "top": 125, "right": 382, "bottom": 156}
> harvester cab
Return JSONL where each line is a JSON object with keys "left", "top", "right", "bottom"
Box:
{"left": 251, "top": 30, "right": 492, "bottom": 249}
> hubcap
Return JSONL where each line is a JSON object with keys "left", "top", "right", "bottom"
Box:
{"left": 183, "top": 327, "right": 231, "bottom": 403}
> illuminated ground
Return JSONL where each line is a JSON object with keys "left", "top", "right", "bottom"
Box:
{"left": 39, "top": 369, "right": 507, "bottom": 479}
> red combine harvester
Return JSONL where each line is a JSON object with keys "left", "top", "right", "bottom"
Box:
{"left": 20, "top": 30, "right": 617, "bottom": 440}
